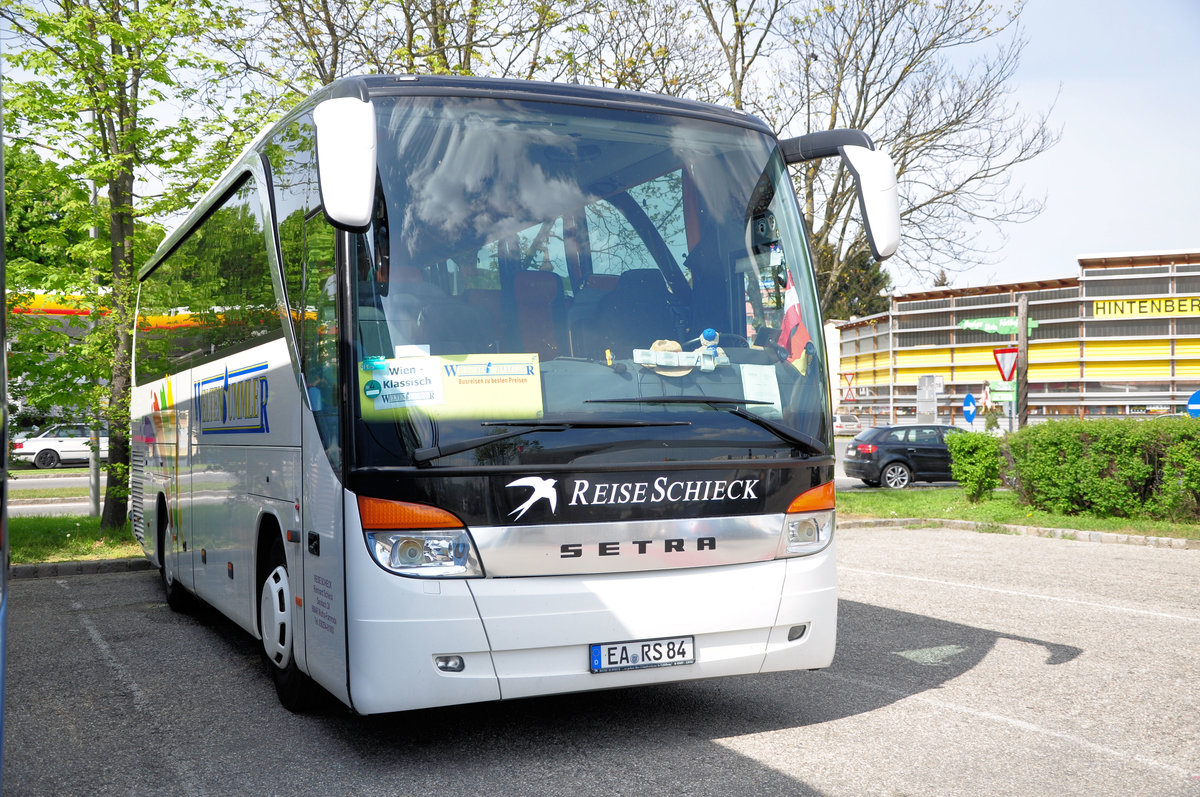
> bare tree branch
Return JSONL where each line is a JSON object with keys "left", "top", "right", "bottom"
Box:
{"left": 755, "top": 0, "right": 1059, "bottom": 302}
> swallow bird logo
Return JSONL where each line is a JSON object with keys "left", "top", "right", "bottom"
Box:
{"left": 506, "top": 476, "right": 558, "bottom": 520}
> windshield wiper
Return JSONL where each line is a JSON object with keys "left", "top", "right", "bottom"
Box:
{"left": 412, "top": 417, "right": 691, "bottom": 466}
{"left": 586, "top": 396, "right": 827, "bottom": 456}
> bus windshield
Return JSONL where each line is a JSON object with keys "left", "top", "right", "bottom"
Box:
{"left": 347, "top": 95, "right": 829, "bottom": 469}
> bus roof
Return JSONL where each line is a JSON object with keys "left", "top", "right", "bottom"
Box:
{"left": 338, "top": 74, "right": 766, "bottom": 131}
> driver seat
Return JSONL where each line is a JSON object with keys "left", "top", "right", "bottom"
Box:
{"left": 592, "top": 269, "right": 682, "bottom": 358}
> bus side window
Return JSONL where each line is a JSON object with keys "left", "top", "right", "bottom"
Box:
{"left": 301, "top": 214, "right": 341, "bottom": 469}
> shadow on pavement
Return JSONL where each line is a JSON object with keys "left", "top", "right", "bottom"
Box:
{"left": 7, "top": 571, "right": 1082, "bottom": 796}
{"left": 306, "top": 599, "right": 1081, "bottom": 794}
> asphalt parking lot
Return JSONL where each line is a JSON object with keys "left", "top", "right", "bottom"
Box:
{"left": 3, "top": 525, "right": 1198, "bottom": 796}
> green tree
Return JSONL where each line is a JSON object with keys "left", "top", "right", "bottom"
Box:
{"left": 1, "top": 0, "right": 241, "bottom": 528}
{"left": 4, "top": 143, "right": 99, "bottom": 428}
{"left": 816, "top": 247, "right": 890, "bottom": 320}
{"left": 2, "top": 143, "right": 91, "bottom": 288}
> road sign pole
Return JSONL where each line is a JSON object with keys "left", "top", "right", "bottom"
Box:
{"left": 1017, "top": 295, "right": 1029, "bottom": 429}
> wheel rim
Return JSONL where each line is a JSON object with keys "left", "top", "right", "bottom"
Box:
{"left": 884, "top": 464, "right": 910, "bottom": 489}
{"left": 163, "top": 533, "right": 176, "bottom": 588}
{"left": 260, "top": 564, "right": 293, "bottom": 669}
{"left": 34, "top": 450, "right": 58, "bottom": 469}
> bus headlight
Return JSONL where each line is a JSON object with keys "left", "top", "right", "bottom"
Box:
{"left": 358, "top": 496, "right": 484, "bottom": 578}
{"left": 366, "top": 528, "right": 484, "bottom": 578}
{"left": 776, "top": 511, "right": 835, "bottom": 557}
{"left": 775, "top": 481, "right": 835, "bottom": 558}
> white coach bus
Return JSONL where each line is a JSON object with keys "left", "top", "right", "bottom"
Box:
{"left": 130, "top": 75, "right": 899, "bottom": 714}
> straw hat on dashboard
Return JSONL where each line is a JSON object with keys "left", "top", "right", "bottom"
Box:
{"left": 641, "top": 339, "right": 693, "bottom": 377}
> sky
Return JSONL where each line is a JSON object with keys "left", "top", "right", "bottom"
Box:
{"left": 5, "top": 0, "right": 1193, "bottom": 292}
{"left": 902, "top": 0, "right": 1200, "bottom": 293}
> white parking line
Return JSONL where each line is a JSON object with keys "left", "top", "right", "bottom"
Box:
{"left": 840, "top": 567, "right": 1200, "bottom": 623}
{"left": 57, "top": 580, "right": 203, "bottom": 797}
{"left": 71, "top": 598, "right": 149, "bottom": 709}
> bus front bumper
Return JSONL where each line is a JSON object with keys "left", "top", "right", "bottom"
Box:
{"left": 345, "top": 546, "right": 836, "bottom": 715}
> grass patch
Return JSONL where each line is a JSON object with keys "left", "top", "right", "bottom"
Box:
{"left": 8, "top": 515, "right": 143, "bottom": 564}
{"left": 837, "top": 488, "right": 1200, "bottom": 541}
{"left": 976, "top": 522, "right": 1018, "bottom": 536}
{"left": 8, "top": 465, "right": 92, "bottom": 477}
{"left": 9, "top": 486, "right": 93, "bottom": 500}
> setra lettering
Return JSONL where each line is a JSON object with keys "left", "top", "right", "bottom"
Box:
{"left": 560, "top": 538, "right": 717, "bottom": 558}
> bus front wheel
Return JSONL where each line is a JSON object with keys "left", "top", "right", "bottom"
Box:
{"left": 158, "top": 504, "right": 190, "bottom": 611}
{"left": 259, "top": 536, "right": 313, "bottom": 712}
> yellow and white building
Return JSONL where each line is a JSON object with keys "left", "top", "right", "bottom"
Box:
{"left": 835, "top": 249, "right": 1200, "bottom": 425}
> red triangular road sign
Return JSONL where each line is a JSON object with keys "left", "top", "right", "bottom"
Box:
{"left": 993, "top": 347, "right": 1018, "bottom": 381}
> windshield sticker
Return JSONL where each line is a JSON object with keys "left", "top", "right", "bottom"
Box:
{"left": 739, "top": 363, "right": 783, "bottom": 418}
{"left": 360, "top": 352, "right": 543, "bottom": 420}
{"left": 364, "top": 357, "right": 444, "bottom": 408}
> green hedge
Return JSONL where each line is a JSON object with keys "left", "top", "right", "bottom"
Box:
{"left": 1005, "top": 417, "right": 1200, "bottom": 521}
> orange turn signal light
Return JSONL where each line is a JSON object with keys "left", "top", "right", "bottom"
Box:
{"left": 357, "top": 496, "right": 463, "bottom": 530}
{"left": 786, "top": 481, "right": 835, "bottom": 514}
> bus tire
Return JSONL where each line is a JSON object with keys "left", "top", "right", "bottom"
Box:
{"left": 158, "top": 500, "right": 191, "bottom": 612}
{"left": 259, "top": 535, "right": 313, "bottom": 713}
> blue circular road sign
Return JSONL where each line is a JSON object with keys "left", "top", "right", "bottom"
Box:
{"left": 1188, "top": 388, "right": 1200, "bottom": 419}
{"left": 963, "top": 393, "right": 977, "bottom": 424}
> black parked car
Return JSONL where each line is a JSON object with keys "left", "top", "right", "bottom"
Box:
{"left": 842, "top": 424, "right": 962, "bottom": 488}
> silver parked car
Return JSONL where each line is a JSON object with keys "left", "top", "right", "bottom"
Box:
{"left": 832, "top": 414, "right": 862, "bottom": 436}
{"left": 10, "top": 423, "right": 109, "bottom": 469}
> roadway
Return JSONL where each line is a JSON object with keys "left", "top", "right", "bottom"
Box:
{"left": 6, "top": 469, "right": 108, "bottom": 517}
{"left": 4, "top": 525, "right": 1197, "bottom": 795}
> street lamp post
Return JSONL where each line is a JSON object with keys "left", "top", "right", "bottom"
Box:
{"left": 1017, "top": 294, "right": 1029, "bottom": 428}
{"left": 881, "top": 289, "right": 896, "bottom": 424}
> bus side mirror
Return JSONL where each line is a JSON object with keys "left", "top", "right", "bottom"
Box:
{"left": 314, "top": 96, "right": 377, "bottom": 230}
{"left": 779, "top": 129, "right": 901, "bottom": 261}
{"left": 838, "top": 144, "right": 900, "bottom": 261}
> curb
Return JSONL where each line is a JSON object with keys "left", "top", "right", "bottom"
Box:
{"left": 11, "top": 557, "right": 154, "bottom": 580}
{"left": 839, "top": 517, "right": 1200, "bottom": 550}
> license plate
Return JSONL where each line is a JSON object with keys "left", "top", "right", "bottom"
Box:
{"left": 589, "top": 636, "right": 695, "bottom": 673}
